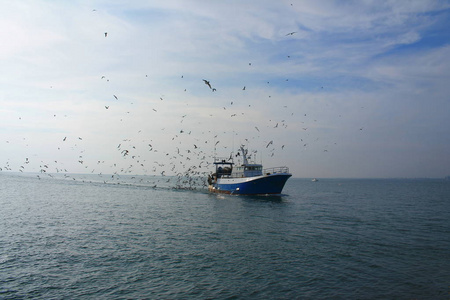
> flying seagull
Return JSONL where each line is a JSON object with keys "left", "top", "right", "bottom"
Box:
{"left": 285, "top": 31, "right": 296, "bottom": 36}
{"left": 203, "top": 79, "right": 212, "bottom": 89}
{"left": 104, "top": 32, "right": 107, "bottom": 37}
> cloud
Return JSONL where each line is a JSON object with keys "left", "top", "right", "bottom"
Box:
{"left": 1, "top": 1, "right": 449, "bottom": 178}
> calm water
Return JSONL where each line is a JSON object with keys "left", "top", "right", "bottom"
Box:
{"left": 1, "top": 173, "right": 449, "bottom": 299}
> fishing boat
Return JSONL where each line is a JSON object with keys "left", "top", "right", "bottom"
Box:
{"left": 208, "top": 146, "right": 292, "bottom": 195}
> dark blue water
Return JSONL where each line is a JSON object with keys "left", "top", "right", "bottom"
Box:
{"left": 1, "top": 173, "right": 449, "bottom": 299}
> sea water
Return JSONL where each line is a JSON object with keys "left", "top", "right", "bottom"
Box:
{"left": 1, "top": 173, "right": 449, "bottom": 299}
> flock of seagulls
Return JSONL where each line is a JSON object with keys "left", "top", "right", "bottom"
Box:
{"left": 2, "top": 4, "right": 366, "bottom": 188}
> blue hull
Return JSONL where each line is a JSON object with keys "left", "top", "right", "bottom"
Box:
{"left": 210, "top": 174, "right": 292, "bottom": 195}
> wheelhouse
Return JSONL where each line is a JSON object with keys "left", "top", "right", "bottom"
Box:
{"left": 232, "top": 164, "right": 263, "bottom": 177}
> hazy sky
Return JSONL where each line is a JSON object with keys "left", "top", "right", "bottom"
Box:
{"left": 1, "top": 0, "right": 450, "bottom": 178}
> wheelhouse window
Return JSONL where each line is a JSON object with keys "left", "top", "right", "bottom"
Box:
{"left": 245, "top": 166, "right": 262, "bottom": 171}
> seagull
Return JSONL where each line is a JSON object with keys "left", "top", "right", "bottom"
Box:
{"left": 105, "top": 106, "right": 109, "bottom": 109}
{"left": 113, "top": 95, "right": 118, "bottom": 100}
{"left": 242, "top": 86, "right": 246, "bottom": 90}
{"left": 203, "top": 79, "right": 212, "bottom": 89}
{"left": 104, "top": 32, "right": 107, "bottom": 37}
{"left": 255, "top": 126, "right": 260, "bottom": 132}
{"left": 266, "top": 140, "right": 273, "bottom": 148}
{"left": 285, "top": 31, "right": 296, "bottom": 36}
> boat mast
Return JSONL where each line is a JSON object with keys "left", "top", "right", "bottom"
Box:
{"left": 240, "top": 145, "right": 248, "bottom": 165}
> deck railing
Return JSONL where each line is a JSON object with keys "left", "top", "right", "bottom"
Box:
{"left": 263, "top": 166, "right": 290, "bottom": 175}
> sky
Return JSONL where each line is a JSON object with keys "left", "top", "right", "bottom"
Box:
{"left": 1, "top": 0, "right": 450, "bottom": 179}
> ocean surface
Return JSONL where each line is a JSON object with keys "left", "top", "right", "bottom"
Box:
{"left": 1, "top": 172, "right": 449, "bottom": 299}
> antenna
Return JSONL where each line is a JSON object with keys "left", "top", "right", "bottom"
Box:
{"left": 232, "top": 130, "right": 235, "bottom": 157}
{"left": 213, "top": 131, "right": 217, "bottom": 159}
